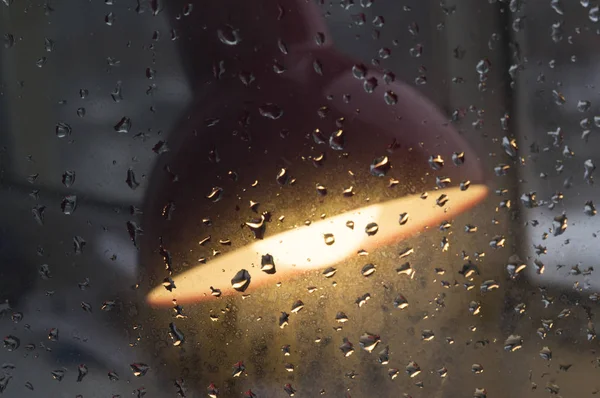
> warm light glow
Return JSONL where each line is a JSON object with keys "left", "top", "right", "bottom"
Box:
{"left": 147, "top": 184, "right": 488, "bottom": 306}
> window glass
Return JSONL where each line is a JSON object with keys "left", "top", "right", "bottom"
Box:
{"left": 0, "top": 1, "right": 596, "bottom": 397}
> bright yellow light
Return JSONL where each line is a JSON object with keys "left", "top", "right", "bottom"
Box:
{"left": 147, "top": 184, "right": 488, "bottom": 306}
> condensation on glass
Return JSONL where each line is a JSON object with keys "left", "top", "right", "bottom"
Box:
{"left": 0, "top": 0, "right": 598, "bottom": 397}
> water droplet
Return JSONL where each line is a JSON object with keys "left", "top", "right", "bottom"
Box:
{"left": 476, "top": 58, "right": 491, "bottom": 74}
{"left": 261, "top": 254, "right": 276, "bottom": 273}
{"left": 315, "top": 31, "right": 325, "bottom": 46}
{"left": 39, "top": 263, "right": 52, "bottom": 279}
{"left": 217, "top": 25, "right": 241, "bottom": 45}
{"left": 126, "top": 168, "right": 140, "bottom": 190}
{"left": 388, "top": 368, "right": 400, "bottom": 380}
{"left": 507, "top": 259, "right": 527, "bottom": 279}
{"left": 144, "top": 67, "right": 156, "bottom": 80}
{"left": 550, "top": 0, "right": 564, "bottom": 14}
{"left": 474, "top": 388, "right": 487, "bottom": 398}
{"left": 130, "top": 362, "right": 150, "bottom": 377}
{"left": 169, "top": 322, "right": 184, "bottom": 346}
{"left": 61, "top": 195, "right": 77, "bottom": 215}
{"left": 315, "top": 183, "right": 328, "bottom": 196}
{"left": 277, "top": 38, "right": 288, "bottom": 55}
{"left": 61, "top": 170, "right": 75, "bottom": 187}
{"left": 464, "top": 224, "right": 478, "bottom": 233}
{"left": 421, "top": 329, "right": 435, "bottom": 341}
{"left": 312, "top": 152, "right": 326, "bottom": 167}
{"left": 405, "top": 361, "right": 421, "bottom": 377}
{"left": 520, "top": 192, "right": 537, "bottom": 208}
{"left": 76, "top": 364, "right": 88, "bottom": 382}
{"left": 243, "top": 389, "right": 257, "bottom": 398}
{"left": 246, "top": 214, "right": 266, "bottom": 239}
{"left": 55, "top": 122, "right": 72, "bottom": 138}
{"left": 553, "top": 90, "right": 566, "bottom": 105}
{"left": 360, "top": 222, "right": 379, "bottom": 238}
{"left": 283, "top": 383, "right": 296, "bottom": 396}
{"left": 436, "top": 194, "right": 449, "bottom": 207}
{"left": 394, "top": 294, "right": 409, "bottom": 309}
{"left": 361, "top": 263, "right": 376, "bottom": 277}
{"left": 232, "top": 361, "right": 245, "bottom": 377}
{"left": 537, "top": 345, "right": 553, "bottom": 361}
{"left": 231, "top": 269, "right": 251, "bottom": 292}
{"left": 449, "top": 152, "right": 465, "bottom": 167}
{"left": 489, "top": 235, "right": 505, "bottom": 249}
{"left": 276, "top": 168, "right": 290, "bottom": 185}
{"left": 552, "top": 214, "right": 567, "bottom": 236}
{"left": 384, "top": 91, "right": 397, "bottom": 105}
{"left": 48, "top": 328, "right": 59, "bottom": 341}
{"left": 311, "top": 129, "right": 326, "bottom": 145}
{"left": 312, "top": 59, "right": 323, "bottom": 75}
{"left": 584, "top": 159, "right": 596, "bottom": 182}
{"left": 375, "top": 345, "right": 390, "bottom": 365}
{"left": 359, "top": 332, "right": 380, "bottom": 353}
{"left": 363, "top": 77, "right": 378, "bottom": 93}
{"left": 503, "top": 334, "right": 523, "bottom": 351}
{"left": 469, "top": 301, "right": 481, "bottom": 315}
{"left": 207, "top": 383, "right": 219, "bottom": 397}
{"left": 370, "top": 156, "right": 391, "bottom": 176}
{"left": 291, "top": 300, "right": 304, "bottom": 313}
{"left": 585, "top": 200, "right": 597, "bottom": 216}
{"left": 105, "top": 11, "right": 115, "bottom": 25}
{"left": 51, "top": 369, "right": 65, "bottom": 381}
{"left": 324, "top": 233, "right": 335, "bottom": 246}
{"left": 114, "top": 116, "right": 131, "bottom": 133}
{"left": 428, "top": 155, "right": 444, "bottom": 170}
{"left": 396, "top": 262, "right": 414, "bottom": 278}
{"left": 206, "top": 187, "right": 223, "bottom": 202}
{"left": 502, "top": 136, "right": 518, "bottom": 158}
{"left": 126, "top": 221, "right": 143, "bottom": 248}
{"left": 436, "top": 176, "right": 451, "bottom": 189}
{"left": 335, "top": 312, "right": 349, "bottom": 323}
{"left": 3, "top": 335, "right": 20, "bottom": 351}
{"left": 279, "top": 312, "right": 290, "bottom": 329}
{"left": 355, "top": 293, "right": 371, "bottom": 307}
{"left": 3, "top": 33, "right": 14, "bottom": 49}
{"left": 78, "top": 300, "right": 92, "bottom": 313}
{"left": 480, "top": 280, "right": 500, "bottom": 293}
{"left": 494, "top": 163, "right": 510, "bottom": 176}
{"left": 578, "top": 100, "right": 591, "bottom": 112}
{"left": 71, "top": 236, "right": 86, "bottom": 256}
{"left": 590, "top": 5, "right": 599, "bottom": 22}
{"left": 259, "top": 103, "right": 283, "bottom": 120}
{"left": 111, "top": 81, "right": 123, "bottom": 102}
{"left": 373, "top": 15, "right": 385, "bottom": 27}
{"left": 329, "top": 129, "right": 345, "bottom": 151}
{"left": 472, "top": 363, "right": 484, "bottom": 374}
{"left": 339, "top": 338, "right": 354, "bottom": 357}
{"left": 11, "top": 312, "right": 22, "bottom": 323}
{"left": 162, "top": 277, "right": 176, "bottom": 292}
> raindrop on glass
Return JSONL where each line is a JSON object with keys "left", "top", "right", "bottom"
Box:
{"left": 217, "top": 25, "right": 241, "bottom": 45}
{"left": 55, "top": 122, "right": 72, "bottom": 138}
{"left": 231, "top": 269, "right": 251, "bottom": 292}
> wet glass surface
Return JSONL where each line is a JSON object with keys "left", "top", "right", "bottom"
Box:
{"left": 1, "top": 0, "right": 600, "bottom": 397}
